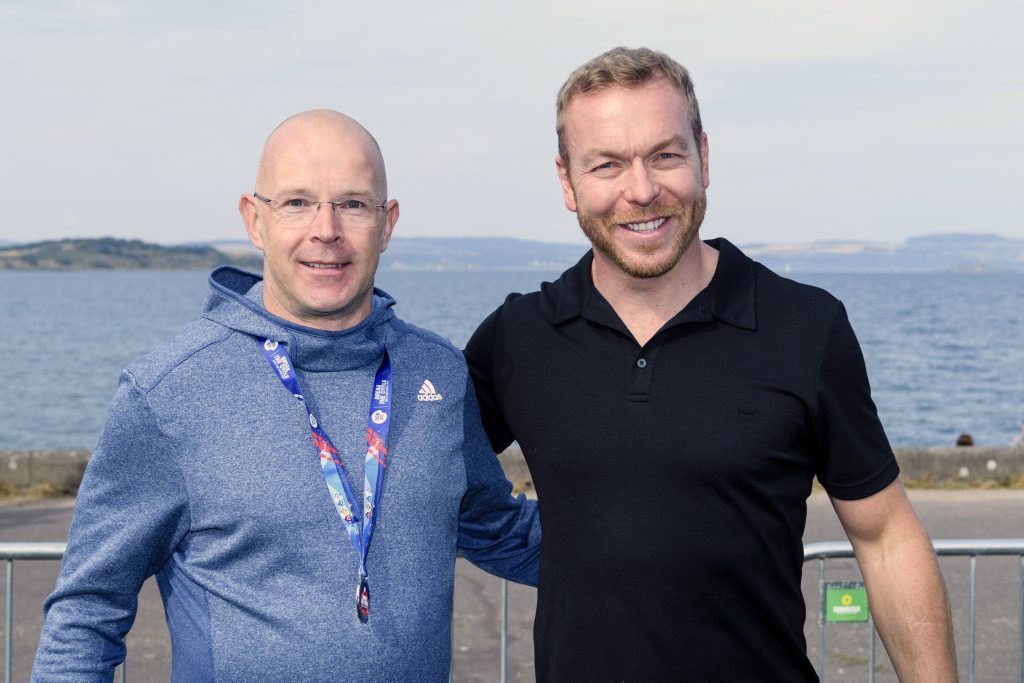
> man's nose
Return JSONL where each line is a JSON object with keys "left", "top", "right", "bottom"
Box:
{"left": 622, "top": 161, "right": 658, "bottom": 206}
{"left": 309, "top": 202, "right": 343, "bottom": 242}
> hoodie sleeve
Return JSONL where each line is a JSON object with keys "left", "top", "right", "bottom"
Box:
{"left": 32, "top": 371, "right": 190, "bottom": 682}
{"left": 456, "top": 375, "right": 541, "bottom": 586}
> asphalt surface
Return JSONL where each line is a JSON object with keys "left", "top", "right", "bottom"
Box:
{"left": 2, "top": 489, "right": 1022, "bottom": 682}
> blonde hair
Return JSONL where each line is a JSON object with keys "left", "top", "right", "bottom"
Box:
{"left": 556, "top": 47, "right": 703, "bottom": 165}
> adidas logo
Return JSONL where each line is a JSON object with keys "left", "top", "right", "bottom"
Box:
{"left": 417, "top": 379, "right": 443, "bottom": 402}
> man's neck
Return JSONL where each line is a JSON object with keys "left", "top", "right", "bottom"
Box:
{"left": 591, "top": 240, "right": 719, "bottom": 347}
{"left": 261, "top": 285, "right": 371, "bottom": 333}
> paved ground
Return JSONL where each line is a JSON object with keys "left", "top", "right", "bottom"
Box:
{"left": 2, "top": 489, "right": 1022, "bottom": 681}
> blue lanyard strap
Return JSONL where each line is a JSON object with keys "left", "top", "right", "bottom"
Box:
{"left": 259, "top": 338, "right": 392, "bottom": 622}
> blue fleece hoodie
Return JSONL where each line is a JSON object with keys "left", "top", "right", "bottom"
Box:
{"left": 32, "top": 267, "right": 540, "bottom": 682}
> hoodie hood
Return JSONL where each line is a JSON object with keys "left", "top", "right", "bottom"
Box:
{"left": 204, "top": 266, "right": 396, "bottom": 372}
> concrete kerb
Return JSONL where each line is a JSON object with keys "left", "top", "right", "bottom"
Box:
{"left": 2, "top": 447, "right": 1023, "bottom": 493}
{"left": 0, "top": 450, "right": 91, "bottom": 492}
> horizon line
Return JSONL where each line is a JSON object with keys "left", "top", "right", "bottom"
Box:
{"left": 2, "top": 231, "right": 1022, "bottom": 249}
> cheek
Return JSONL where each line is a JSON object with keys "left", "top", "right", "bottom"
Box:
{"left": 660, "top": 172, "right": 705, "bottom": 199}
{"left": 573, "top": 181, "right": 617, "bottom": 215}
{"left": 353, "top": 230, "right": 386, "bottom": 257}
{"left": 264, "top": 232, "right": 302, "bottom": 258}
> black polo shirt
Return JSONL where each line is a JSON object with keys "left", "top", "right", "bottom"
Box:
{"left": 465, "top": 238, "right": 898, "bottom": 682}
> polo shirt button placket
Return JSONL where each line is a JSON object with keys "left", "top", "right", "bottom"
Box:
{"left": 627, "top": 353, "right": 653, "bottom": 402}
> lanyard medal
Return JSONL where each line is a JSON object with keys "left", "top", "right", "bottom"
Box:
{"left": 260, "top": 338, "right": 393, "bottom": 623}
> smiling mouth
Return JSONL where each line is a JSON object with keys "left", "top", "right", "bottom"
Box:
{"left": 622, "top": 217, "right": 667, "bottom": 233}
{"left": 301, "top": 261, "right": 346, "bottom": 269}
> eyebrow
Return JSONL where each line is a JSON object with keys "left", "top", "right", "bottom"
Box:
{"left": 651, "top": 134, "right": 691, "bottom": 154}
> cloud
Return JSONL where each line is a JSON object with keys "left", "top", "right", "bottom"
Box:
{"left": 0, "top": 0, "right": 1021, "bottom": 244}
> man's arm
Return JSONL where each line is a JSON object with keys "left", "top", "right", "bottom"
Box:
{"left": 32, "top": 373, "right": 189, "bottom": 682}
{"left": 456, "top": 374, "right": 541, "bottom": 586}
{"left": 463, "top": 298, "right": 518, "bottom": 454}
{"left": 831, "top": 480, "right": 956, "bottom": 682}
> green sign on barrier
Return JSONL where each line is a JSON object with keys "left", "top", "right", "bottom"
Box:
{"left": 824, "top": 582, "right": 869, "bottom": 623}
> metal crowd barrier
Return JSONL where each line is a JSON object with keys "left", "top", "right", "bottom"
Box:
{"left": 1, "top": 543, "right": 126, "bottom": 683}
{"left": 3, "top": 540, "right": 1023, "bottom": 682}
{"left": 805, "top": 539, "right": 1024, "bottom": 683}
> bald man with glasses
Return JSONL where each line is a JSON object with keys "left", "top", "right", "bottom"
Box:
{"left": 32, "top": 110, "right": 540, "bottom": 682}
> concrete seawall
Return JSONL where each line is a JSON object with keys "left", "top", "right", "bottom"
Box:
{"left": 3, "top": 447, "right": 1023, "bottom": 493}
{"left": 1, "top": 450, "right": 91, "bottom": 492}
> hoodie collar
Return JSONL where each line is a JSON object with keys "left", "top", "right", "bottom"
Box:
{"left": 204, "top": 266, "right": 396, "bottom": 372}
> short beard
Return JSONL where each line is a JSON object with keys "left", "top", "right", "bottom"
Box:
{"left": 577, "top": 193, "right": 707, "bottom": 279}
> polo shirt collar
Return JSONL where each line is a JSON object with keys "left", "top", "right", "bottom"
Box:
{"left": 552, "top": 237, "right": 757, "bottom": 331}
{"left": 703, "top": 237, "right": 757, "bottom": 330}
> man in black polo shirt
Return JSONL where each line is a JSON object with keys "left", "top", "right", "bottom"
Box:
{"left": 465, "top": 47, "right": 956, "bottom": 681}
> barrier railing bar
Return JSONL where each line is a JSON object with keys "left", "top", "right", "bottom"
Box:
{"left": 500, "top": 579, "right": 508, "bottom": 683}
{"left": 803, "top": 539, "right": 1024, "bottom": 559}
{"left": 5, "top": 560, "right": 12, "bottom": 683}
{"left": 968, "top": 555, "right": 977, "bottom": 683}
{"left": 868, "top": 612, "right": 876, "bottom": 683}
{"left": 817, "top": 558, "right": 826, "bottom": 681}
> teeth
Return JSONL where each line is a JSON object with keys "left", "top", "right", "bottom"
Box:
{"left": 624, "top": 217, "right": 667, "bottom": 233}
{"left": 303, "top": 262, "right": 343, "bottom": 269}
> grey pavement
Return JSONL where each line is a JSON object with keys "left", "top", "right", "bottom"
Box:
{"left": 2, "top": 489, "right": 1023, "bottom": 682}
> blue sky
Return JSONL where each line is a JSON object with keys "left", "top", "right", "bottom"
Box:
{"left": 1, "top": 1, "right": 1021, "bottom": 246}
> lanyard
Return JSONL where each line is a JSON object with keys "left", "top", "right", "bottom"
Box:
{"left": 260, "top": 338, "right": 392, "bottom": 623}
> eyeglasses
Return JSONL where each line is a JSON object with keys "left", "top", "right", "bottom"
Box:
{"left": 253, "top": 192, "right": 387, "bottom": 229}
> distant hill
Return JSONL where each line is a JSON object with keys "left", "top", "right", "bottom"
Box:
{"left": 1, "top": 233, "right": 1021, "bottom": 272}
{"left": 0, "top": 237, "right": 586, "bottom": 272}
{"left": 0, "top": 238, "right": 262, "bottom": 271}
{"left": 744, "top": 233, "right": 1024, "bottom": 273}
{"left": 183, "top": 237, "right": 588, "bottom": 271}
{"left": 381, "top": 237, "right": 587, "bottom": 271}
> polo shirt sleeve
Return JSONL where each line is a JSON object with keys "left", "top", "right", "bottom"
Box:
{"left": 464, "top": 297, "right": 517, "bottom": 453}
{"left": 811, "top": 302, "right": 900, "bottom": 500}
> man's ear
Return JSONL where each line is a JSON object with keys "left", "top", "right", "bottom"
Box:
{"left": 379, "top": 199, "right": 399, "bottom": 253}
{"left": 239, "top": 193, "right": 265, "bottom": 251}
{"left": 555, "top": 155, "right": 578, "bottom": 213}
{"left": 700, "top": 131, "right": 710, "bottom": 189}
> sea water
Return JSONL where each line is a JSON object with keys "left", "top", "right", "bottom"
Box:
{"left": 1, "top": 269, "right": 1021, "bottom": 450}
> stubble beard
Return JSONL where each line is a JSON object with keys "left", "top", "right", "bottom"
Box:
{"left": 577, "top": 192, "right": 708, "bottom": 279}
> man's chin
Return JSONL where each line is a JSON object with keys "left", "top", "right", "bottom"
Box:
{"left": 583, "top": 224, "right": 699, "bottom": 279}
{"left": 579, "top": 198, "right": 705, "bottom": 279}
{"left": 599, "top": 248, "right": 686, "bottom": 279}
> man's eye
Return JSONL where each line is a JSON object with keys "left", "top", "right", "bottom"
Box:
{"left": 591, "top": 162, "right": 617, "bottom": 173}
{"left": 283, "top": 197, "right": 311, "bottom": 208}
{"left": 655, "top": 152, "right": 686, "bottom": 163}
{"left": 341, "top": 199, "right": 367, "bottom": 210}
{"left": 654, "top": 152, "right": 685, "bottom": 162}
